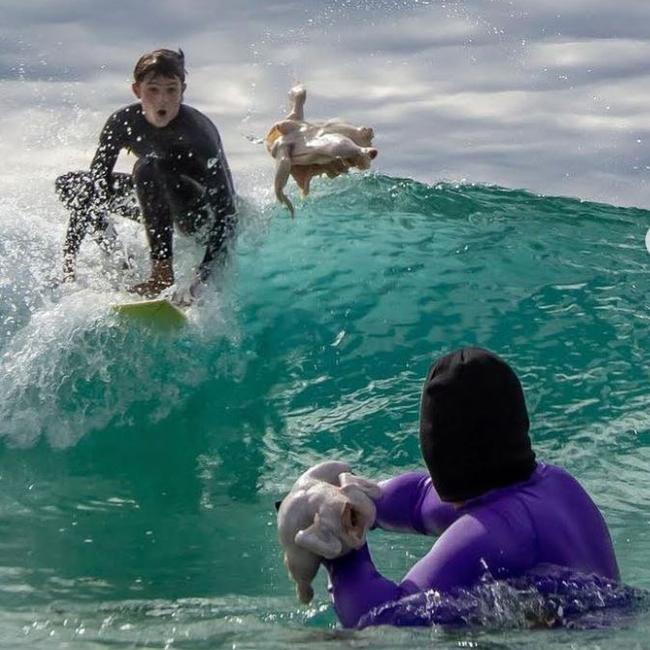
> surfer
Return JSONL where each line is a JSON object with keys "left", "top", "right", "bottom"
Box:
{"left": 266, "top": 85, "right": 378, "bottom": 217}
{"left": 55, "top": 48, "right": 236, "bottom": 303}
{"left": 320, "top": 347, "right": 620, "bottom": 628}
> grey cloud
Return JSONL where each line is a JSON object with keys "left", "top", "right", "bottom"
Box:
{"left": 2, "top": 0, "right": 650, "bottom": 207}
{"left": 461, "top": 0, "right": 650, "bottom": 42}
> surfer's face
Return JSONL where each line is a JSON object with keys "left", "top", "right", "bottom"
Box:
{"left": 132, "top": 73, "right": 184, "bottom": 128}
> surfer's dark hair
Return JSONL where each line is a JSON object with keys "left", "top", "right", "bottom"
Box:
{"left": 133, "top": 48, "right": 186, "bottom": 84}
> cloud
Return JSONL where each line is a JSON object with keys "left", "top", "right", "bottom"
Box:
{"left": 2, "top": 1, "right": 650, "bottom": 207}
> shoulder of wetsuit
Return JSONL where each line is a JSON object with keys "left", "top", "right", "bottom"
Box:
{"left": 180, "top": 104, "right": 221, "bottom": 136}
{"left": 104, "top": 103, "right": 141, "bottom": 125}
{"left": 99, "top": 103, "right": 143, "bottom": 143}
{"left": 179, "top": 104, "right": 205, "bottom": 120}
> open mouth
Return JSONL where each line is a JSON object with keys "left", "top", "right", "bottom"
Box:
{"left": 157, "top": 109, "right": 167, "bottom": 118}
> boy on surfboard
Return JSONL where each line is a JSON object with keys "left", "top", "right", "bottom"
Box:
{"left": 266, "top": 85, "right": 378, "bottom": 217}
{"left": 55, "top": 48, "right": 236, "bottom": 304}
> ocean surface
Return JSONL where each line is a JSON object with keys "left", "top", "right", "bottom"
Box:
{"left": 1, "top": 173, "right": 650, "bottom": 648}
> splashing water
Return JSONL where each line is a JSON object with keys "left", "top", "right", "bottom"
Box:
{"left": 1, "top": 172, "right": 650, "bottom": 648}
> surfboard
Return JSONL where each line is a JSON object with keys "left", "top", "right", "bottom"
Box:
{"left": 113, "top": 297, "right": 187, "bottom": 329}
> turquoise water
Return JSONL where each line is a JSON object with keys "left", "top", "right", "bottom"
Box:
{"left": 1, "top": 174, "right": 650, "bottom": 648}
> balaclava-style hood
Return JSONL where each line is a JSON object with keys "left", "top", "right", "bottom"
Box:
{"left": 419, "top": 347, "right": 536, "bottom": 502}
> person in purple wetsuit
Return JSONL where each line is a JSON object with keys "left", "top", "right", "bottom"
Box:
{"left": 325, "top": 347, "right": 620, "bottom": 628}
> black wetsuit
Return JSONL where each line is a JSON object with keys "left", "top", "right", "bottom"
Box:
{"left": 56, "top": 102, "right": 236, "bottom": 280}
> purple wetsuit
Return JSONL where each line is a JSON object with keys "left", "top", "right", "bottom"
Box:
{"left": 326, "top": 462, "right": 619, "bottom": 628}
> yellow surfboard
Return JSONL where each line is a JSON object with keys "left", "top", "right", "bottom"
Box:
{"left": 113, "top": 298, "right": 187, "bottom": 330}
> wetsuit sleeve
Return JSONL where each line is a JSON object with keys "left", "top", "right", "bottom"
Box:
{"left": 89, "top": 112, "right": 123, "bottom": 206}
{"left": 195, "top": 129, "right": 237, "bottom": 281}
{"left": 325, "top": 545, "right": 410, "bottom": 628}
{"left": 60, "top": 112, "right": 126, "bottom": 272}
{"left": 326, "top": 509, "right": 534, "bottom": 628}
{"left": 375, "top": 472, "right": 459, "bottom": 535}
{"left": 204, "top": 143, "right": 236, "bottom": 216}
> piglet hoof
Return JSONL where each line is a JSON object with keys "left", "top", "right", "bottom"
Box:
{"left": 289, "top": 84, "right": 306, "bottom": 102}
{"left": 297, "top": 583, "right": 314, "bottom": 604}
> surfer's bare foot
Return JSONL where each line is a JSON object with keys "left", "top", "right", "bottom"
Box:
{"left": 129, "top": 278, "right": 171, "bottom": 298}
{"left": 128, "top": 258, "right": 174, "bottom": 298}
{"left": 173, "top": 271, "right": 207, "bottom": 306}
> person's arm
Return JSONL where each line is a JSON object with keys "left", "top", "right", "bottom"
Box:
{"left": 325, "top": 529, "right": 483, "bottom": 629}
{"left": 375, "top": 472, "right": 459, "bottom": 536}
{"left": 89, "top": 112, "right": 123, "bottom": 210}
{"left": 62, "top": 113, "right": 122, "bottom": 277}
{"left": 176, "top": 207, "right": 236, "bottom": 304}
{"left": 326, "top": 508, "right": 532, "bottom": 628}
{"left": 172, "top": 169, "right": 235, "bottom": 306}
{"left": 203, "top": 139, "right": 236, "bottom": 221}
{"left": 187, "top": 126, "right": 236, "bottom": 296}
{"left": 325, "top": 544, "right": 411, "bottom": 628}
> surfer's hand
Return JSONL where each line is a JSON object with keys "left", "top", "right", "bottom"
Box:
{"left": 172, "top": 275, "right": 205, "bottom": 307}
{"left": 172, "top": 287, "right": 193, "bottom": 307}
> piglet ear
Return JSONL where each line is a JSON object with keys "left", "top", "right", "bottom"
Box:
{"left": 295, "top": 514, "right": 343, "bottom": 559}
{"left": 341, "top": 502, "right": 364, "bottom": 547}
{"left": 339, "top": 484, "right": 377, "bottom": 533}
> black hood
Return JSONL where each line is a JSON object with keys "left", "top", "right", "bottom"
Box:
{"left": 419, "top": 347, "right": 536, "bottom": 502}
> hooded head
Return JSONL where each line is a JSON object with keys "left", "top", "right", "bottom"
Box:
{"left": 419, "top": 347, "right": 536, "bottom": 502}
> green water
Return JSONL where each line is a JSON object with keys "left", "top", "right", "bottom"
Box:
{"left": 1, "top": 175, "right": 649, "bottom": 648}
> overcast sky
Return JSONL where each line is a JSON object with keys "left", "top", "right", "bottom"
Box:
{"left": 2, "top": 0, "right": 650, "bottom": 208}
